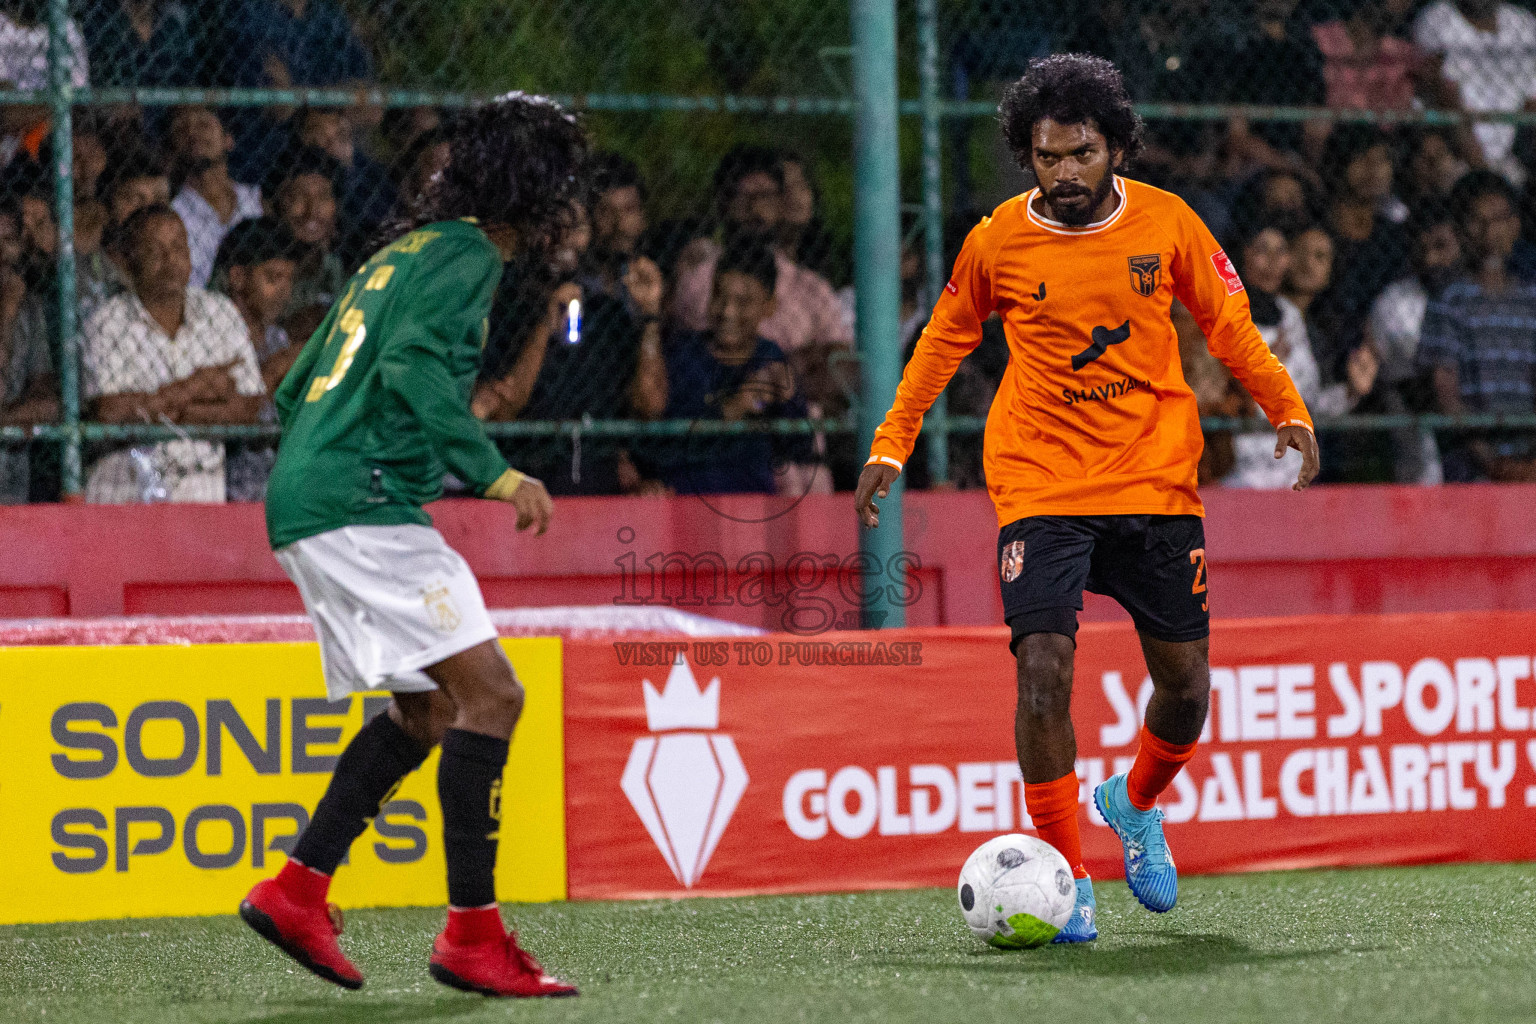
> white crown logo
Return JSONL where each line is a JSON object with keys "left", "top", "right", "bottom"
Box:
{"left": 621, "top": 654, "right": 748, "bottom": 888}
{"left": 642, "top": 656, "right": 720, "bottom": 731}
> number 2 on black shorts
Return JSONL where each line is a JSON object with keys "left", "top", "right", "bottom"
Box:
{"left": 1189, "top": 547, "right": 1208, "bottom": 612}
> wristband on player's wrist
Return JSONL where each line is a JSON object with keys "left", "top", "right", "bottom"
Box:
{"left": 484, "top": 468, "right": 527, "bottom": 501}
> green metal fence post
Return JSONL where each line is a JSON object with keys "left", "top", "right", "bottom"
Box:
{"left": 851, "top": 0, "right": 904, "bottom": 629}
{"left": 916, "top": 0, "right": 948, "bottom": 486}
{"left": 47, "top": 0, "right": 79, "bottom": 499}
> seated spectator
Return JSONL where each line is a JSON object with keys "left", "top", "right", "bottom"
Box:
{"left": 671, "top": 146, "right": 852, "bottom": 359}
{"left": 99, "top": 145, "right": 171, "bottom": 289}
{"left": 1414, "top": 0, "right": 1536, "bottom": 181}
{"left": 672, "top": 148, "right": 850, "bottom": 487}
{"left": 226, "top": 0, "right": 371, "bottom": 90}
{"left": 4, "top": 156, "right": 123, "bottom": 326}
{"left": 80, "top": 204, "right": 263, "bottom": 503}
{"left": 1219, "top": 218, "right": 1379, "bottom": 489}
{"left": 649, "top": 237, "right": 810, "bottom": 496}
{"left": 168, "top": 106, "right": 263, "bottom": 289}
{"left": 212, "top": 216, "right": 300, "bottom": 501}
{"left": 475, "top": 211, "right": 665, "bottom": 496}
{"left": 1282, "top": 224, "right": 1337, "bottom": 350}
{"left": 1279, "top": 211, "right": 1400, "bottom": 481}
{"left": 223, "top": 0, "right": 374, "bottom": 183}
{"left": 69, "top": 116, "right": 108, "bottom": 256}
{"left": 777, "top": 151, "right": 839, "bottom": 283}
{"left": 391, "top": 125, "right": 449, "bottom": 216}
{"left": 1213, "top": 0, "right": 1330, "bottom": 173}
{"left": 1367, "top": 201, "right": 1463, "bottom": 484}
{"left": 1370, "top": 201, "right": 1463, "bottom": 393}
{"left": 1312, "top": 0, "right": 1427, "bottom": 112}
{"left": 0, "top": 195, "right": 56, "bottom": 502}
{"left": 213, "top": 216, "right": 301, "bottom": 393}
{"left": 263, "top": 145, "right": 345, "bottom": 340}
{"left": 579, "top": 152, "right": 649, "bottom": 303}
{"left": 1070, "top": 1, "right": 1229, "bottom": 188}
{"left": 1225, "top": 168, "right": 1325, "bottom": 248}
{"left": 0, "top": 0, "right": 88, "bottom": 147}
{"left": 1312, "top": 126, "right": 1410, "bottom": 375}
{"left": 82, "top": 0, "right": 201, "bottom": 87}
{"left": 1419, "top": 170, "right": 1536, "bottom": 481}
{"left": 1403, "top": 125, "right": 1470, "bottom": 208}
{"left": 102, "top": 145, "right": 171, "bottom": 232}
{"left": 380, "top": 105, "right": 443, "bottom": 161}
{"left": 292, "top": 106, "right": 395, "bottom": 263}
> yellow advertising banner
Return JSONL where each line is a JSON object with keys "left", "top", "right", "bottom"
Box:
{"left": 0, "top": 638, "right": 566, "bottom": 925}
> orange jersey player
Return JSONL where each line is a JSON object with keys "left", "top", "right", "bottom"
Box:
{"left": 855, "top": 54, "right": 1320, "bottom": 945}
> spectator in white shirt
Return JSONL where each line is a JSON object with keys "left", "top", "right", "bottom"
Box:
{"left": 82, "top": 203, "right": 263, "bottom": 503}
{"left": 0, "top": 0, "right": 87, "bottom": 148}
{"left": 1369, "top": 201, "right": 1464, "bottom": 390}
{"left": 169, "top": 105, "right": 263, "bottom": 289}
{"left": 1415, "top": 0, "right": 1536, "bottom": 181}
{"left": 0, "top": 1, "right": 86, "bottom": 89}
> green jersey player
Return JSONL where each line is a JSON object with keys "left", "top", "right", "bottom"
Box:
{"left": 240, "top": 94, "right": 583, "bottom": 1000}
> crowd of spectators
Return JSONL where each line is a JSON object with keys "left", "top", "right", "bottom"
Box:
{"left": 1066, "top": 0, "right": 1536, "bottom": 488}
{"left": 6, "top": 0, "right": 1536, "bottom": 501}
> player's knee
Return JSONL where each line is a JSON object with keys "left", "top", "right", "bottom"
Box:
{"left": 1016, "top": 633, "right": 1074, "bottom": 719}
{"left": 461, "top": 660, "right": 525, "bottom": 729}
{"left": 391, "top": 691, "right": 457, "bottom": 750}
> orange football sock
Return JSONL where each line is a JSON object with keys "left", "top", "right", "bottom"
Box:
{"left": 1126, "top": 725, "right": 1199, "bottom": 811}
{"left": 1024, "top": 771, "right": 1088, "bottom": 879}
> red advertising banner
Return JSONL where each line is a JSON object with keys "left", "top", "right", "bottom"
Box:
{"left": 563, "top": 614, "right": 1536, "bottom": 900}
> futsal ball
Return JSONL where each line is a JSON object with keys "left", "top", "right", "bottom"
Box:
{"left": 957, "top": 834, "right": 1076, "bottom": 948}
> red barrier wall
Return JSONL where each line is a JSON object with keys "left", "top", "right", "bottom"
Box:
{"left": 563, "top": 613, "right": 1536, "bottom": 898}
{"left": 2, "top": 484, "right": 1535, "bottom": 625}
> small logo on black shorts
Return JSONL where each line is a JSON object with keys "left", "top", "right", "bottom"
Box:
{"left": 1000, "top": 540, "right": 1027, "bottom": 583}
{"left": 1128, "top": 254, "right": 1161, "bottom": 296}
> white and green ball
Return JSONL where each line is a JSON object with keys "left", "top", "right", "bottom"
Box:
{"left": 957, "top": 834, "right": 1075, "bottom": 948}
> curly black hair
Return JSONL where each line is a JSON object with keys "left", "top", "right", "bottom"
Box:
{"left": 381, "top": 92, "right": 589, "bottom": 259}
{"left": 1448, "top": 168, "right": 1518, "bottom": 227}
{"left": 998, "top": 53, "right": 1144, "bottom": 169}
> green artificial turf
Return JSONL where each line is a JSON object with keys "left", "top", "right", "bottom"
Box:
{"left": 4, "top": 863, "right": 1536, "bottom": 1024}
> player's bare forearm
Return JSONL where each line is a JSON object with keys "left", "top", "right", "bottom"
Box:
{"left": 1275, "top": 424, "right": 1320, "bottom": 491}
{"left": 628, "top": 321, "right": 667, "bottom": 419}
{"left": 854, "top": 462, "right": 900, "bottom": 528}
{"left": 92, "top": 390, "right": 177, "bottom": 423}
{"left": 180, "top": 394, "right": 263, "bottom": 425}
{"left": 484, "top": 329, "right": 552, "bottom": 420}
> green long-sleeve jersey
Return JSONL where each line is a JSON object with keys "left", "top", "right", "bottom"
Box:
{"left": 265, "top": 218, "right": 522, "bottom": 550}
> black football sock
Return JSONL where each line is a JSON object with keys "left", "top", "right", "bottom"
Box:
{"left": 291, "top": 710, "right": 430, "bottom": 875}
{"left": 438, "top": 728, "right": 510, "bottom": 908}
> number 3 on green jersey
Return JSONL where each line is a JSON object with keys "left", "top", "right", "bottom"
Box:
{"left": 305, "top": 262, "right": 398, "bottom": 402}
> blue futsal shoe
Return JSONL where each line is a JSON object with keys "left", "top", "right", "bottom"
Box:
{"left": 1094, "top": 772, "right": 1178, "bottom": 913}
{"left": 1051, "top": 877, "right": 1097, "bottom": 943}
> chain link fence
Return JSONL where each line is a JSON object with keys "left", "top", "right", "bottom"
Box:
{"left": 5, "top": 0, "right": 1536, "bottom": 504}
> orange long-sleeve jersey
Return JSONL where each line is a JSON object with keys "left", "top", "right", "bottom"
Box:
{"left": 867, "top": 176, "right": 1313, "bottom": 525}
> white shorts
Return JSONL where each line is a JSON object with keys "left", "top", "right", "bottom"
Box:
{"left": 275, "top": 524, "right": 498, "bottom": 700}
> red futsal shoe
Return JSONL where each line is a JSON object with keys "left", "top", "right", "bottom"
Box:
{"left": 429, "top": 906, "right": 578, "bottom": 998}
{"left": 239, "top": 869, "right": 364, "bottom": 990}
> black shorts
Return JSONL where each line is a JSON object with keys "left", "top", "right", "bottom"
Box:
{"left": 997, "top": 514, "right": 1210, "bottom": 652}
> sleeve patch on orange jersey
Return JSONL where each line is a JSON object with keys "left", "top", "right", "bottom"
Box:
{"left": 1211, "top": 249, "right": 1244, "bottom": 295}
{"left": 945, "top": 280, "right": 958, "bottom": 295}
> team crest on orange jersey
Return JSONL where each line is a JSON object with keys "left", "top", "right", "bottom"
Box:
{"left": 1128, "top": 254, "right": 1161, "bottom": 296}
{"left": 1000, "top": 540, "right": 1027, "bottom": 583}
